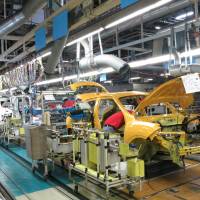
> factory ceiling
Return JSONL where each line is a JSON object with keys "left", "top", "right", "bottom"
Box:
{"left": 0, "top": 0, "right": 198, "bottom": 84}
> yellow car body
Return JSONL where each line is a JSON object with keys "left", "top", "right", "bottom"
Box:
{"left": 136, "top": 77, "right": 194, "bottom": 110}
{"left": 76, "top": 78, "right": 196, "bottom": 144}
{"left": 69, "top": 81, "right": 109, "bottom": 103}
{"left": 77, "top": 77, "right": 200, "bottom": 166}
{"left": 69, "top": 81, "right": 108, "bottom": 93}
{"left": 79, "top": 91, "right": 160, "bottom": 143}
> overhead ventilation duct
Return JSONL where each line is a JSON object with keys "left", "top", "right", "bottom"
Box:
{"left": 169, "top": 48, "right": 190, "bottom": 77}
{"left": 79, "top": 54, "right": 130, "bottom": 76}
{"left": 0, "top": 0, "right": 46, "bottom": 38}
{"left": 153, "top": 38, "right": 164, "bottom": 57}
{"left": 169, "top": 64, "right": 200, "bottom": 77}
{"left": 45, "top": 36, "right": 68, "bottom": 75}
{"left": 79, "top": 40, "right": 130, "bottom": 77}
{"left": 172, "top": 48, "right": 181, "bottom": 66}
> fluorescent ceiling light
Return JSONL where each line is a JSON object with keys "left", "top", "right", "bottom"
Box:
{"left": 11, "top": 87, "right": 17, "bottom": 91}
{"left": 104, "top": 80, "right": 112, "bottom": 84}
{"left": 35, "top": 77, "right": 62, "bottom": 86}
{"left": 105, "top": 0, "right": 173, "bottom": 29}
{"left": 39, "top": 51, "right": 52, "bottom": 58}
{"left": 0, "top": 89, "right": 8, "bottom": 93}
{"left": 4, "top": 47, "right": 200, "bottom": 89}
{"left": 66, "top": 28, "right": 104, "bottom": 47}
{"left": 0, "top": 87, "right": 17, "bottom": 93}
{"left": 64, "top": 75, "right": 77, "bottom": 81}
{"left": 129, "top": 54, "right": 172, "bottom": 68}
{"left": 176, "top": 11, "right": 194, "bottom": 20}
{"left": 155, "top": 26, "right": 161, "bottom": 30}
{"left": 144, "top": 78, "right": 153, "bottom": 83}
{"left": 35, "top": 67, "right": 114, "bottom": 86}
{"left": 129, "top": 47, "right": 200, "bottom": 69}
{"left": 180, "top": 47, "right": 200, "bottom": 57}
{"left": 130, "top": 77, "right": 141, "bottom": 80}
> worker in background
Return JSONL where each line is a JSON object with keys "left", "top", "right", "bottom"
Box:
{"left": 66, "top": 112, "right": 72, "bottom": 135}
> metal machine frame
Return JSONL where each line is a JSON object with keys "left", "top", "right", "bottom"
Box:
{"left": 69, "top": 122, "right": 144, "bottom": 197}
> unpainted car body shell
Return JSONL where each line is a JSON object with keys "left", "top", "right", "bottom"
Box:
{"left": 75, "top": 77, "right": 197, "bottom": 144}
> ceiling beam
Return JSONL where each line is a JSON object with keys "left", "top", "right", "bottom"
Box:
{"left": 122, "top": 47, "right": 149, "bottom": 52}
{"left": 0, "top": 0, "right": 190, "bottom": 71}
{"left": 0, "top": 0, "right": 120, "bottom": 65}
{"left": 0, "top": 0, "right": 88, "bottom": 61}
{"left": 2, "top": 35, "right": 24, "bottom": 41}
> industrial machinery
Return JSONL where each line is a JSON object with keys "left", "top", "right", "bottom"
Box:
{"left": 2, "top": 79, "right": 200, "bottom": 197}
{"left": 31, "top": 82, "right": 109, "bottom": 171}
{"left": 69, "top": 122, "right": 144, "bottom": 196}
{"left": 0, "top": 94, "right": 31, "bottom": 146}
{"left": 25, "top": 125, "right": 49, "bottom": 176}
{"left": 78, "top": 76, "right": 200, "bottom": 167}
{"left": 34, "top": 82, "right": 145, "bottom": 196}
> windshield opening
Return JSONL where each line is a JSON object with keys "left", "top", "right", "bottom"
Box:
{"left": 119, "top": 95, "right": 145, "bottom": 112}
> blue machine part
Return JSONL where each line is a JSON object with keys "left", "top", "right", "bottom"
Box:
{"left": 121, "top": 0, "right": 139, "bottom": 9}
{"left": 53, "top": 10, "right": 69, "bottom": 40}
{"left": 35, "top": 27, "right": 46, "bottom": 51}
{"left": 57, "top": 107, "right": 84, "bottom": 120}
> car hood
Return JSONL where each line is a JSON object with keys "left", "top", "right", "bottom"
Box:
{"left": 135, "top": 77, "right": 194, "bottom": 112}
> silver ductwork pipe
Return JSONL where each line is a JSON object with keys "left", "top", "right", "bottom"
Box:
{"left": 0, "top": 0, "right": 46, "bottom": 38}
{"left": 45, "top": 36, "right": 68, "bottom": 75}
{"left": 169, "top": 64, "right": 200, "bottom": 77}
{"left": 81, "top": 40, "right": 90, "bottom": 57}
{"left": 172, "top": 48, "right": 181, "bottom": 66}
{"left": 79, "top": 40, "right": 130, "bottom": 76}
{"left": 79, "top": 54, "right": 130, "bottom": 75}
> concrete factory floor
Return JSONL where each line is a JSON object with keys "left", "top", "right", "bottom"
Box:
{"left": 0, "top": 144, "right": 200, "bottom": 200}
{"left": 135, "top": 160, "right": 200, "bottom": 200}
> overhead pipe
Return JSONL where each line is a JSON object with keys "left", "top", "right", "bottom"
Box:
{"left": 70, "top": 0, "right": 192, "bottom": 48}
{"left": 79, "top": 40, "right": 130, "bottom": 76}
{"left": 79, "top": 54, "right": 130, "bottom": 75}
{"left": 169, "top": 64, "right": 200, "bottom": 77}
{"left": 0, "top": 0, "right": 47, "bottom": 38}
{"left": 0, "top": 0, "right": 191, "bottom": 69}
{"left": 42, "top": 0, "right": 191, "bottom": 76}
{"left": 80, "top": 39, "right": 90, "bottom": 57}
{"left": 45, "top": 36, "right": 68, "bottom": 75}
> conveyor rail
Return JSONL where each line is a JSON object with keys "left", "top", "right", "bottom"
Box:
{"left": 0, "top": 146, "right": 80, "bottom": 200}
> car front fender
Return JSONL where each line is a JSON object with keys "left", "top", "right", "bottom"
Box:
{"left": 124, "top": 120, "right": 161, "bottom": 144}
